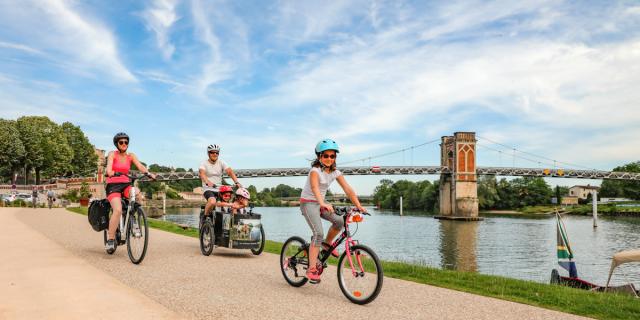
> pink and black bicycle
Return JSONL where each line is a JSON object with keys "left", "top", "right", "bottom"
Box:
{"left": 280, "top": 206, "right": 383, "bottom": 305}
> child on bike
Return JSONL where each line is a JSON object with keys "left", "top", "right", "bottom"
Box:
{"left": 232, "top": 188, "right": 250, "bottom": 214}
{"left": 216, "top": 185, "right": 235, "bottom": 213}
{"left": 299, "top": 139, "right": 367, "bottom": 283}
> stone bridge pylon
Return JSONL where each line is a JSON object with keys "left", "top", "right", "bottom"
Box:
{"left": 437, "top": 132, "right": 482, "bottom": 221}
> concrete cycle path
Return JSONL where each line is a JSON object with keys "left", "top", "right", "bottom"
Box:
{"left": 3, "top": 208, "right": 588, "bottom": 320}
{"left": 0, "top": 207, "right": 178, "bottom": 320}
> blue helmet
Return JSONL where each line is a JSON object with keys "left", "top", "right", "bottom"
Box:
{"left": 315, "top": 139, "right": 339, "bottom": 154}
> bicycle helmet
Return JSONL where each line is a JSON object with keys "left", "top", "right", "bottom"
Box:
{"left": 235, "top": 187, "right": 250, "bottom": 200}
{"left": 315, "top": 139, "right": 339, "bottom": 155}
{"left": 113, "top": 132, "right": 129, "bottom": 146}
{"left": 219, "top": 185, "right": 233, "bottom": 193}
{"left": 207, "top": 144, "right": 220, "bottom": 153}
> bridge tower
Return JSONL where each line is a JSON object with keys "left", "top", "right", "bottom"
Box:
{"left": 438, "top": 132, "right": 480, "bottom": 220}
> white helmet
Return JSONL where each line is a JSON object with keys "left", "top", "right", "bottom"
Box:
{"left": 207, "top": 144, "right": 220, "bottom": 153}
{"left": 235, "top": 187, "right": 250, "bottom": 200}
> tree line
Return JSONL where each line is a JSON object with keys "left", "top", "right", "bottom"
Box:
{"left": 0, "top": 116, "right": 97, "bottom": 184}
{"left": 372, "top": 161, "right": 640, "bottom": 212}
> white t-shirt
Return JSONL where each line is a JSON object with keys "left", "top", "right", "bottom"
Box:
{"left": 300, "top": 167, "right": 342, "bottom": 201}
{"left": 199, "top": 159, "right": 229, "bottom": 191}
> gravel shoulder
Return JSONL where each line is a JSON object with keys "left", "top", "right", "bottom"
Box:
{"left": 3, "top": 208, "right": 589, "bottom": 319}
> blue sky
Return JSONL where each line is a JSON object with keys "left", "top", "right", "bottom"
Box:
{"left": 1, "top": 0, "right": 639, "bottom": 194}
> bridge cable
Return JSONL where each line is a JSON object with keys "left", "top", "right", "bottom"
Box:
{"left": 476, "top": 135, "right": 598, "bottom": 171}
{"left": 340, "top": 138, "right": 440, "bottom": 166}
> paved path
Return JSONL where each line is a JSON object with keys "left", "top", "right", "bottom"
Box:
{"left": 0, "top": 208, "right": 178, "bottom": 320}
{"left": 1, "top": 208, "right": 588, "bottom": 319}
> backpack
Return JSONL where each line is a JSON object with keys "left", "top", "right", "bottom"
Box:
{"left": 88, "top": 199, "right": 111, "bottom": 232}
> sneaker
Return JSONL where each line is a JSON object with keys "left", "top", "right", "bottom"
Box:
{"left": 105, "top": 239, "right": 116, "bottom": 254}
{"left": 322, "top": 242, "right": 339, "bottom": 258}
{"left": 306, "top": 267, "right": 321, "bottom": 284}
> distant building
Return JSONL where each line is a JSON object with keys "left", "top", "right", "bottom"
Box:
{"left": 95, "top": 148, "right": 106, "bottom": 183}
{"left": 569, "top": 185, "right": 599, "bottom": 200}
{"left": 561, "top": 196, "right": 579, "bottom": 206}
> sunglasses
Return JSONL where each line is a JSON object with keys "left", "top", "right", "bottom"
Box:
{"left": 321, "top": 154, "right": 336, "bottom": 159}
{"left": 209, "top": 151, "right": 219, "bottom": 155}
{"left": 118, "top": 140, "right": 129, "bottom": 146}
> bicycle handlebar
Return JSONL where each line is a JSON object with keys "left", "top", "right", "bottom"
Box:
{"left": 332, "top": 206, "right": 370, "bottom": 216}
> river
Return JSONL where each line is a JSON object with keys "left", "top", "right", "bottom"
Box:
{"left": 160, "top": 206, "right": 640, "bottom": 286}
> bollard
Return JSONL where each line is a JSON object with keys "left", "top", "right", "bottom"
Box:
{"left": 592, "top": 190, "right": 598, "bottom": 228}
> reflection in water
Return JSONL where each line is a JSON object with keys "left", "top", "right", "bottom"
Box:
{"left": 439, "top": 220, "right": 478, "bottom": 272}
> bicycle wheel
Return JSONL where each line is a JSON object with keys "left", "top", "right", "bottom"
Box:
{"left": 250, "top": 225, "right": 265, "bottom": 255}
{"left": 126, "top": 207, "right": 149, "bottom": 264}
{"left": 337, "top": 244, "right": 383, "bottom": 305}
{"left": 280, "top": 236, "right": 309, "bottom": 287}
{"left": 200, "top": 219, "right": 214, "bottom": 256}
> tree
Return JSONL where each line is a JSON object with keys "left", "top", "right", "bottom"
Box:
{"left": 0, "top": 119, "right": 26, "bottom": 183}
{"left": 600, "top": 161, "right": 640, "bottom": 200}
{"left": 16, "top": 116, "right": 72, "bottom": 184}
{"left": 61, "top": 122, "right": 97, "bottom": 176}
{"left": 478, "top": 175, "right": 500, "bottom": 210}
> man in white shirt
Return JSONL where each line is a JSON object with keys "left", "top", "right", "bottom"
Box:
{"left": 199, "top": 144, "right": 242, "bottom": 216}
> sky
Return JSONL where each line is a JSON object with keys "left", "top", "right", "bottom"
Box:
{"left": 1, "top": 0, "right": 639, "bottom": 194}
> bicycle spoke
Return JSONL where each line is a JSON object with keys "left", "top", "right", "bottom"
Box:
{"left": 338, "top": 246, "right": 383, "bottom": 304}
{"left": 280, "top": 237, "right": 309, "bottom": 287}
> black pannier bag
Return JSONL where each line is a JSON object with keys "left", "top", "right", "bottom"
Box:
{"left": 88, "top": 199, "right": 111, "bottom": 232}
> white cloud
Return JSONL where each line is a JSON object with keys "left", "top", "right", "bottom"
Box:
{"left": 0, "top": 74, "right": 115, "bottom": 127}
{"left": 0, "top": 0, "right": 135, "bottom": 82}
{"left": 240, "top": 1, "right": 640, "bottom": 170}
{"left": 0, "top": 41, "right": 43, "bottom": 55}
{"left": 140, "top": 0, "right": 179, "bottom": 60}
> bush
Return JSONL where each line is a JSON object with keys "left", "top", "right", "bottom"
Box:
{"left": 11, "top": 199, "right": 27, "bottom": 207}
{"left": 62, "top": 189, "right": 79, "bottom": 202}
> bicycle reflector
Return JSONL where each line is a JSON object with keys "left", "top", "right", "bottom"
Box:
{"left": 353, "top": 291, "right": 362, "bottom": 297}
{"left": 348, "top": 213, "right": 364, "bottom": 223}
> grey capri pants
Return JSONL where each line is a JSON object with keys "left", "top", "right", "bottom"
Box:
{"left": 300, "top": 201, "right": 344, "bottom": 246}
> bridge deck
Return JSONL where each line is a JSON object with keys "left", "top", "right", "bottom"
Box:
{"left": 144, "top": 166, "right": 640, "bottom": 181}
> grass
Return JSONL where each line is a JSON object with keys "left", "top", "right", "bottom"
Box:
{"left": 67, "top": 207, "right": 639, "bottom": 319}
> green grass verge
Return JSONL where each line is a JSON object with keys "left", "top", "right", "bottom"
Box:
{"left": 67, "top": 207, "right": 638, "bottom": 319}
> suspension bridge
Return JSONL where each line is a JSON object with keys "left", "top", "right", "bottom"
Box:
{"left": 71, "top": 132, "right": 640, "bottom": 219}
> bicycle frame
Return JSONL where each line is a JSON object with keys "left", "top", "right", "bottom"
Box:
{"left": 119, "top": 183, "right": 136, "bottom": 239}
{"left": 317, "top": 208, "right": 367, "bottom": 276}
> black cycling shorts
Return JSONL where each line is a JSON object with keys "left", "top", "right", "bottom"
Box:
{"left": 204, "top": 190, "right": 218, "bottom": 200}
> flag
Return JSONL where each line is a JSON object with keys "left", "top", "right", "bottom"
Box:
{"left": 556, "top": 211, "right": 578, "bottom": 278}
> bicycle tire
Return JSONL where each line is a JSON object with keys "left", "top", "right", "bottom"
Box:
{"left": 126, "top": 207, "right": 149, "bottom": 264}
{"left": 280, "top": 236, "right": 309, "bottom": 287}
{"left": 200, "top": 219, "right": 214, "bottom": 256}
{"left": 250, "top": 225, "right": 265, "bottom": 255}
{"left": 337, "top": 244, "right": 383, "bottom": 305}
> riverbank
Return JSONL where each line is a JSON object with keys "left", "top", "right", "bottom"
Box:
{"left": 68, "top": 207, "right": 640, "bottom": 319}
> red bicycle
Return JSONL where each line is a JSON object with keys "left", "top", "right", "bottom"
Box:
{"left": 280, "top": 206, "right": 383, "bottom": 304}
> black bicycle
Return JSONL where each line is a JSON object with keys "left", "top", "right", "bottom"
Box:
{"left": 103, "top": 173, "right": 151, "bottom": 264}
{"left": 280, "top": 206, "right": 383, "bottom": 305}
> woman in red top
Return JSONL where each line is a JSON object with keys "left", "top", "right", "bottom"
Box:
{"left": 104, "top": 132, "right": 156, "bottom": 254}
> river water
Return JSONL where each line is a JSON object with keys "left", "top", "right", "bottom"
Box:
{"left": 161, "top": 206, "right": 640, "bottom": 286}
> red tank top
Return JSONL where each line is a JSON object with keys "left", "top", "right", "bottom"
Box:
{"left": 106, "top": 151, "right": 132, "bottom": 184}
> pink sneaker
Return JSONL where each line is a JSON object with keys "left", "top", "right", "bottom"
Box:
{"left": 306, "top": 267, "right": 321, "bottom": 283}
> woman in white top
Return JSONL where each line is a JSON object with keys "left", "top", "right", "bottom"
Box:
{"left": 299, "top": 139, "right": 366, "bottom": 283}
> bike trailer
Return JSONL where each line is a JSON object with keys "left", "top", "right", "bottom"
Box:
{"left": 88, "top": 199, "right": 110, "bottom": 232}
{"left": 229, "top": 213, "right": 262, "bottom": 249}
